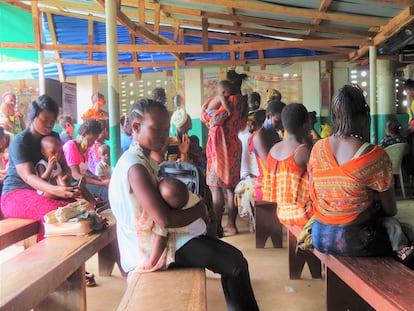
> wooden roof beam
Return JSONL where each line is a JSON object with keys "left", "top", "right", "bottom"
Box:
{"left": 2, "top": 38, "right": 366, "bottom": 54}
{"left": 43, "top": 52, "right": 346, "bottom": 68}
{"left": 31, "top": 1, "right": 41, "bottom": 51}
{"left": 95, "top": 0, "right": 181, "bottom": 61}
{"left": 349, "top": 6, "right": 414, "bottom": 61}
{"left": 35, "top": 38, "right": 367, "bottom": 53}
{"left": 88, "top": 19, "right": 94, "bottom": 60}
{"left": 46, "top": 12, "right": 65, "bottom": 82}
{"left": 130, "top": 33, "right": 141, "bottom": 80}
{"left": 308, "top": 0, "right": 333, "bottom": 35}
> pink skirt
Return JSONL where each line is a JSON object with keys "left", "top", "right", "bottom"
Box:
{"left": 1, "top": 189, "right": 74, "bottom": 241}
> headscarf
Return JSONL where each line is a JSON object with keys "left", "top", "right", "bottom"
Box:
{"left": 170, "top": 107, "right": 188, "bottom": 129}
{"left": 266, "top": 88, "right": 282, "bottom": 103}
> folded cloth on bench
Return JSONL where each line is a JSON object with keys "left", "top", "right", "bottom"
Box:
{"left": 297, "top": 216, "right": 315, "bottom": 251}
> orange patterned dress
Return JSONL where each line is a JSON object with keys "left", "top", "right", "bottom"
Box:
{"left": 308, "top": 138, "right": 393, "bottom": 225}
{"left": 262, "top": 145, "right": 313, "bottom": 226}
{"left": 202, "top": 94, "right": 247, "bottom": 189}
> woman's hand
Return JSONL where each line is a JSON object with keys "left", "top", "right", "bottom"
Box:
{"left": 51, "top": 185, "right": 80, "bottom": 199}
{"left": 178, "top": 133, "right": 190, "bottom": 161}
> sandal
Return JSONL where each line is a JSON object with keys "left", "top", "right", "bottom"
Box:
{"left": 223, "top": 226, "right": 238, "bottom": 236}
{"left": 85, "top": 272, "right": 97, "bottom": 287}
{"left": 397, "top": 246, "right": 414, "bottom": 269}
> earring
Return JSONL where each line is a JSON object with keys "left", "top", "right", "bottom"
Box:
{"left": 81, "top": 136, "right": 88, "bottom": 150}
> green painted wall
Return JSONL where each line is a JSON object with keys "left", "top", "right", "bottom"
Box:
{"left": 188, "top": 118, "right": 208, "bottom": 147}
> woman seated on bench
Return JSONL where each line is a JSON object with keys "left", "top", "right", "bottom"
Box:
{"left": 308, "top": 84, "right": 414, "bottom": 270}
{"left": 109, "top": 99, "right": 260, "bottom": 311}
{"left": 262, "top": 103, "right": 313, "bottom": 226}
{"left": 0, "top": 95, "right": 78, "bottom": 240}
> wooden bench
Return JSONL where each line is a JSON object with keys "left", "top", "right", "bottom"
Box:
{"left": 0, "top": 223, "right": 119, "bottom": 311}
{"left": 0, "top": 218, "right": 40, "bottom": 250}
{"left": 117, "top": 268, "right": 206, "bottom": 311}
{"left": 285, "top": 223, "right": 414, "bottom": 311}
{"left": 254, "top": 201, "right": 283, "bottom": 248}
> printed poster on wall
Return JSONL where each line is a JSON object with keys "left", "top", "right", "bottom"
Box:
{"left": 62, "top": 82, "right": 77, "bottom": 122}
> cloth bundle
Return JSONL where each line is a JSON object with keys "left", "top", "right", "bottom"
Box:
{"left": 44, "top": 200, "right": 106, "bottom": 237}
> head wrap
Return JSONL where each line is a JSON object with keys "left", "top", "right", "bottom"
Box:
{"left": 266, "top": 88, "right": 282, "bottom": 102}
{"left": 170, "top": 107, "right": 188, "bottom": 129}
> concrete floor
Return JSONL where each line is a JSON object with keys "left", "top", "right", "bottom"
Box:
{"left": 86, "top": 195, "right": 414, "bottom": 311}
{"left": 85, "top": 216, "right": 326, "bottom": 311}
{"left": 1, "top": 196, "right": 412, "bottom": 311}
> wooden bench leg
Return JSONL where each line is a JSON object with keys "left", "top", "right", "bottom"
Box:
{"left": 288, "top": 230, "right": 322, "bottom": 279}
{"left": 254, "top": 201, "right": 283, "bottom": 248}
{"left": 326, "top": 268, "right": 373, "bottom": 311}
{"left": 34, "top": 264, "right": 86, "bottom": 311}
{"left": 98, "top": 238, "right": 126, "bottom": 277}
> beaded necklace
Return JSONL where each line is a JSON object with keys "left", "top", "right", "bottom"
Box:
{"left": 333, "top": 133, "right": 366, "bottom": 141}
{"left": 348, "top": 133, "right": 364, "bottom": 140}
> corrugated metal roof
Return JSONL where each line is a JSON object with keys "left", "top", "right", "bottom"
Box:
{"left": 1, "top": 0, "right": 414, "bottom": 79}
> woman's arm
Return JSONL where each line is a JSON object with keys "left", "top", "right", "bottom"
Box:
{"left": 68, "top": 164, "right": 108, "bottom": 186}
{"left": 128, "top": 163, "right": 207, "bottom": 228}
{"left": 294, "top": 145, "right": 311, "bottom": 171}
{"left": 16, "top": 162, "right": 76, "bottom": 199}
{"left": 378, "top": 187, "right": 397, "bottom": 217}
{"left": 254, "top": 129, "right": 280, "bottom": 165}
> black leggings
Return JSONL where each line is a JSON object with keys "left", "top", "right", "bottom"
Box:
{"left": 172, "top": 235, "right": 259, "bottom": 311}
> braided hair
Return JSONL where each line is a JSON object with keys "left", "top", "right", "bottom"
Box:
{"left": 129, "top": 98, "right": 167, "bottom": 122}
{"left": 331, "top": 84, "right": 370, "bottom": 137}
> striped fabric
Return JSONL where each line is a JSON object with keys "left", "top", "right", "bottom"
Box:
{"left": 262, "top": 147, "right": 313, "bottom": 226}
{"left": 308, "top": 138, "right": 393, "bottom": 225}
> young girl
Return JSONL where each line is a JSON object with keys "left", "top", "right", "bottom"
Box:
{"left": 262, "top": 103, "right": 313, "bottom": 226}
{"left": 378, "top": 118, "right": 405, "bottom": 148}
{"left": 109, "top": 99, "right": 259, "bottom": 311}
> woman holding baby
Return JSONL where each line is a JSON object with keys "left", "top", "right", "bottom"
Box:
{"left": 109, "top": 98, "right": 259, "bottom": 311}
{"left": 0, "top": 95, "right": 78, "bottom": 240}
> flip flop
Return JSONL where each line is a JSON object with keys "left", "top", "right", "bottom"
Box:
{"left": 223, "top": 226, "right": 238, "bottom": 236}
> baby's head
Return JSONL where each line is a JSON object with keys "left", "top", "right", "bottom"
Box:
{"left": 98, "top": 144, "right": 110, "bottom": 164}
{"left": 159, "top": 177, "right": 189, "bottom": 209}
{"left": 217, "top": 80, "right": 233, "bottom": 97}
{"left": 40, "top": 135, "right": 62, "bottom": 161}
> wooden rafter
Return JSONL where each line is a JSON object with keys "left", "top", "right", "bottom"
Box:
{"left": 88, "top": 19, "right": 94, "bottom": 60}
{"left": 349, "top": 6, "right": 414, "bottom": 61}
{"left": 153, "top": 3, "right": 160, "bottom": 34}
{"left": 31, "top": 1, "right": 41, "bottom": 51}
{"left": 43, "top": 52, "right": 346, "bottom": 68}
{"left": 46, "top": 12, "right": 65, "bottom": 81}
{"left": 129, "top": 33, "right": 141, "bottom": 80}
{"left": 1, "top": 38, "right": 367, "bottom": 54}
{"left": 308, "top": 0, "right": 333, "bottom": 36}
{"left": 94, "top": 0, "right": 181, "bottom": 61}
{"left": 3, "top": 0, "right": 414, "bottom": 70}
